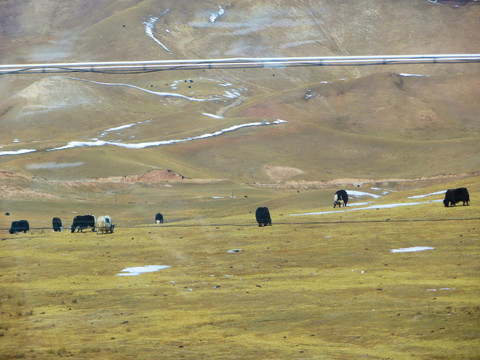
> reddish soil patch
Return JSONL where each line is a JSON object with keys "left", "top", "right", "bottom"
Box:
{"left": 95, "top": 169, "right": 185, "bottom": 183}
{"left": 238, "top": 101, "right": 286, "bottom": 119}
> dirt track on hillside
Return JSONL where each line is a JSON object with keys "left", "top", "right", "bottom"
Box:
{"left": 245, "top": 172, "right": 479, "bottom": 190}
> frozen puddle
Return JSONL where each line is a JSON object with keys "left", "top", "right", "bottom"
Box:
{"left": 390, "top": 247, "right": 434, "bottom": 253}
{"left": 116, "top": 265, "right": 170, "bottom": 276}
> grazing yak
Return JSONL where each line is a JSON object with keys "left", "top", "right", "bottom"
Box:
{"left": 443, "top": 188, "right": 470, "bottom": 207}
{"left": 9, "top": 220, "right": 30, "bottom": 234}
{"left": 96, "top": 215, "right": 114, "bottom": 234}
{"left": 155, "top": 213, "right": 164, "bottom": 224}
{"left": 52, "top": 217, "right": 63, "bottom": 232}
{"left": 255, "top": 207, "right": 272, "bottom": 227}
{"left": 71, "top": 215, "right": 96, "bottom": 233}
{"left": 333, "top": 190, "right": 348, "bottom": 208}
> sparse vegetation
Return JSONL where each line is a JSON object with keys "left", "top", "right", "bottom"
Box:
{"left": 0, "top": 178, "right": 479, "bottom": 359}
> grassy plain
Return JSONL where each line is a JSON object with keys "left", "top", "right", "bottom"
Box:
{"left": 1, "top": 178, "right": 479, "bottom": 359}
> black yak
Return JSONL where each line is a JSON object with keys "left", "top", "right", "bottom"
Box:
{"left": 443, "top": 188, "right": 470, "bottom": 207}
{"left": 333, "top": 190, "right": 348, "bottom": 208}
{"left": 155, "top": 213, "right": 164, "bottom": 224}
{"left": 52, "top": 217, "right": 63, "bottom": 232}
{"left": 71, "top": 215, "right": 96, "bottom": 232}
{"left": 9, "top": 220, "right": 29, "bottom": 234}
{"left": 255, "top": 207, "right": 272, "bottom": 227}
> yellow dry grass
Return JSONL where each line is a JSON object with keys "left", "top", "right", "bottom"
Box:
{"left": 1, "top": 178, "right": 479, "bottom": 359}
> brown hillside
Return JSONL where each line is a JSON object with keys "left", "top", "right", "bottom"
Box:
{"left": 0, "top": 1, "right": 479, "bottom": 184}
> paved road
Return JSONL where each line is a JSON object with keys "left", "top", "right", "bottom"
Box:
{"left": 1, "top": 54, "right": 479, "bottom": 75}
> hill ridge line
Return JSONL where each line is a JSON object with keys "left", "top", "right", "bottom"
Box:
{"left": 245, "top": 172, "right": 479, "bottom": 190}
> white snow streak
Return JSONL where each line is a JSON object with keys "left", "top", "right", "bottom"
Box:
{"left": 289, "top": 199, "right": 442, "bottom": 216}
{"left": 357, "top": 201, "right": 442, "bottom": 209}
{"left": 48, "top": 120, "right": 287, "bottom": 152}
{"left": 66, "top": 77, "right": 216, "bottom": 102}
{"left": 396, "top": 73, "right": 430, "bottom": 77}
{"left": 202, "top": 113, "right": 224, "bottom": 119}
{"left": 347, "top": 190, "right": 382, "bottom": 199}
{"left": 390, "top": 247, "right": 434, "bottom": 253}
{"left": 143, "top": 12, "right": 173, "bottom": 54}
{"left": 408, "top": 191, "right": 445, "bottom": 199}
{"left": 97, "top": 120, "right": 151, "bottom": 139}
{"left": 0, "top": 149, "right": 37, "bottom": 156}
{"left": 117, "top": 265, "right": 170, "bottom": 276}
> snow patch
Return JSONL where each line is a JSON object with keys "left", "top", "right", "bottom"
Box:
{"left": 347, "top": 190, "right": 382, "bottom": 198}
{"left": 390, "top": 247, "right": 434, "bottom": 253}
{"left": 289, "top": 200, "right": 442, "bottom": 216}
{"left": 359, "top": 201, "right": 442, "bottom": 209}
{"left": 209, "top": 6, "right": 225, "bottom": 23}
{"left": 223, "top": 89, "right": 242, "bottom": 99}
{"left": 203, "top": 112, "right": 224, "bottom": 119}
{"left": 116, "top": 265, "right": 170, "bottom": 276}
{"left": 427, "top": 288, "right": 455, "bottom": 292}
{"left": 143, "top": 11, "right": 173, "bottom": 54}
{"left": 48, "top": 120, "right": 288, "bottom": 152}
{"left": 396, "top": 73, "right": 430, "bottom": 77}
{"left": 349, "top": 202, "right": 372, "bottom": 207}
{"left": 98, "top": 120, "right": 151, "bottom": 139}
{"left": 408, "top": 191, "right": 445, "bottom": 199}
{"left": 0, "top": 149, "right": 37, "bottom": 156}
